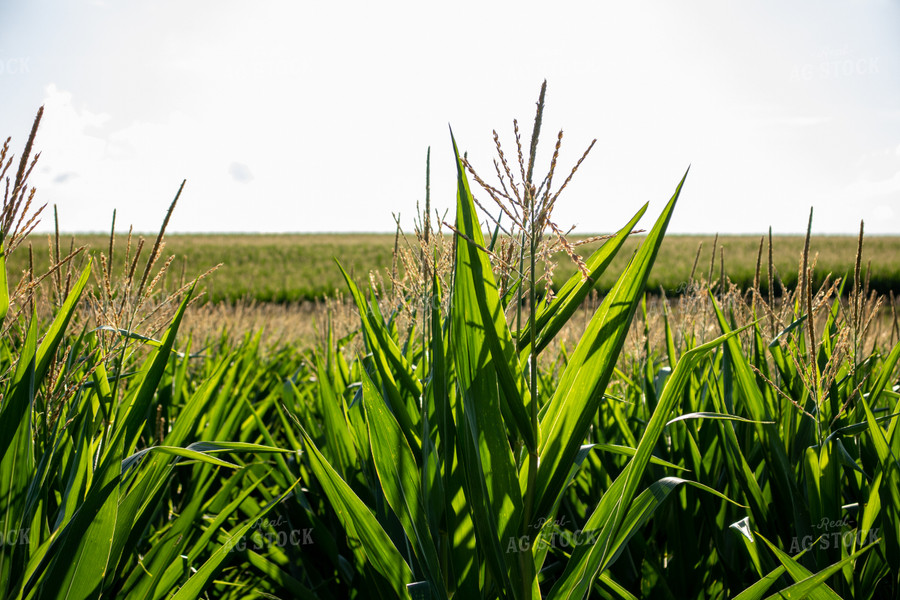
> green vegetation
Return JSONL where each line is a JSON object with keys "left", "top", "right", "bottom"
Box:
{"left": 12, "top": 233, "right": 397, "bottom": 303}
{"left": 14, "top": 233, "right": 900, "bottom": 304}
{"left": 2, "top": 90, "right": 900, "bottom": 599}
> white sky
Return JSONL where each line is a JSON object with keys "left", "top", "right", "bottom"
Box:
{"left": 1, "top": 1, "right": 898, "bottom": 234}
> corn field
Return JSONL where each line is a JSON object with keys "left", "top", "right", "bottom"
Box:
{"left": 1, "top": 93, "right": 899, "bottom": 599}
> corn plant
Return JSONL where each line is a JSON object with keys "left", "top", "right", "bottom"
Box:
{"left": 4, "top": 92, "right": 900, "bottom": 599}
{"left": 0, "top": 113, "right": 325, "bottom": 599}
{"left": 286, "top": 82, "right": 900, "bottom": 598}
{"left": 290, "top": 86, "right": 737, "bottom": 597}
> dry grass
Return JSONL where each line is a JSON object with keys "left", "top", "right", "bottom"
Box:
{"left": 179, "top": 299, "right": 339, "bottom": 352}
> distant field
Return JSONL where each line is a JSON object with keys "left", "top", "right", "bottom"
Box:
{"left": 13, "top": 232, "right": 900, "bottom": 303}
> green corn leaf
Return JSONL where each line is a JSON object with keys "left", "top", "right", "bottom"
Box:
{"left": 449, "top": 132, "right": 536, "bottom": 453}
{"left": 732, "top": 566, "right": 790, "bottom": 600}
{"left": 823, "top": 412, "right": 900, "bottom": 444}
{"left": 662, "top": 293, "right": 678, "bottom": 369}
{"left": 593, "top": 444, "right": 688, "bottom": 472}
{"left": 316, "top": 354, "right": 358, "bottom": 479}
{"left": 91, "top": 326, "right": 199, "bottom": 359}
{"left": 710, "top": 293, "right": 803, "bottom": 535}
{"left": 0, "top": 313, "right": 38, "bottom": 595}
{"left": 533, "top": 168, "right": 689, "bottom": 527}
{"left": 425, "top": 269, "right": 479, "bottom": 598}
{"left": 756, "top": 532, "right": 841, "bottom": 600}
{"left": 137, "top": 471, "right": 268, "bottom": 599}
{"left": 240, "top": 549, "right": 319, "bottom": 600}
{"left": 120, "top": 445, "right": 243, "bottom": 472}
{"left": 768, "top": 314, "right": 808, "bottom": 348}
{"left": 297, "top": 421, "right": 414, "bottom": 597}
{"left": 833, "top": 436, "right": 868, "bottom": 480}
{"left": 547, "top": 325, "right": 741, "bottom": 599}
{"left": 34, "top": 262, "right": 92, "bottom": 386}
{"left": 665, "top": 412, "right": 774, "bottom": 427}
{"left": 337, "top": 260, "right": 422, "bottom": 455}
{"left": 362, "top": 369, "right": 446, "bottom": 598}
{"left": 449, "top": 132, "right": 533, "bottom": 595}
{"left": 169, "top": 479, "right": 301, "bottom": 600}
{"left": 531, "top": 444, "right": 599, "bottom": 573}
{"left": 338, "top": 260, "right": 422, "bottom": 402}
{"left": 759, "top": 534, "right": 878, "bottom": 600}
{"left": 603, "top": 476, "right": 745, "bottom": 570}
{"left": 873, "top": 342, "right": 900, "bottom": 440}
{"left": 39, "top": 434, "right": 122, "bottom": 600}
{"left": 595, "top": 572, "right": 640, "bottom": 600}
{"left": 117, "top": 475, "right": 218, "bottom": 599}
{"left": 110, "top": 287, "right": 194, "bottom": 460}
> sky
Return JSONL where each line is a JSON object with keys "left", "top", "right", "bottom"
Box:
{"left": 0, "top": 1, "right": 898, "bottom": 235}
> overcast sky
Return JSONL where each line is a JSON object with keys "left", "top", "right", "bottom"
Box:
{"left": 1, "top": 1, "right": 898, "bottom": 235}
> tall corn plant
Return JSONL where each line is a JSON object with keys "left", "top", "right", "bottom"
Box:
{"left": 0, "top": 112, "right": 304, "bottom": 599}
{"left": 295, "top": 88, "right": 753, "bottom": 598}
{"left": 574, "top": 218, "right": 891, "bottom": 597}
{"left": 694, "top": 218, "right": 895, "bottom": 598}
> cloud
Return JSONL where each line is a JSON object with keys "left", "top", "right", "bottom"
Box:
{"left": 31, "top": 85, "right": 220, "bottom": 231}
{"left": 42, "top": 84, "right": 110, "bottom": 130}
{"left": 228, "top": 162, "right": 253, "bottom": 183}
{"left": 52, "top": 172, "right": 77, "bottom": 184}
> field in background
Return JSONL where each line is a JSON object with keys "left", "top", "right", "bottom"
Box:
{"left": 16, "top": 232, "right": 900, "bottom": 303}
